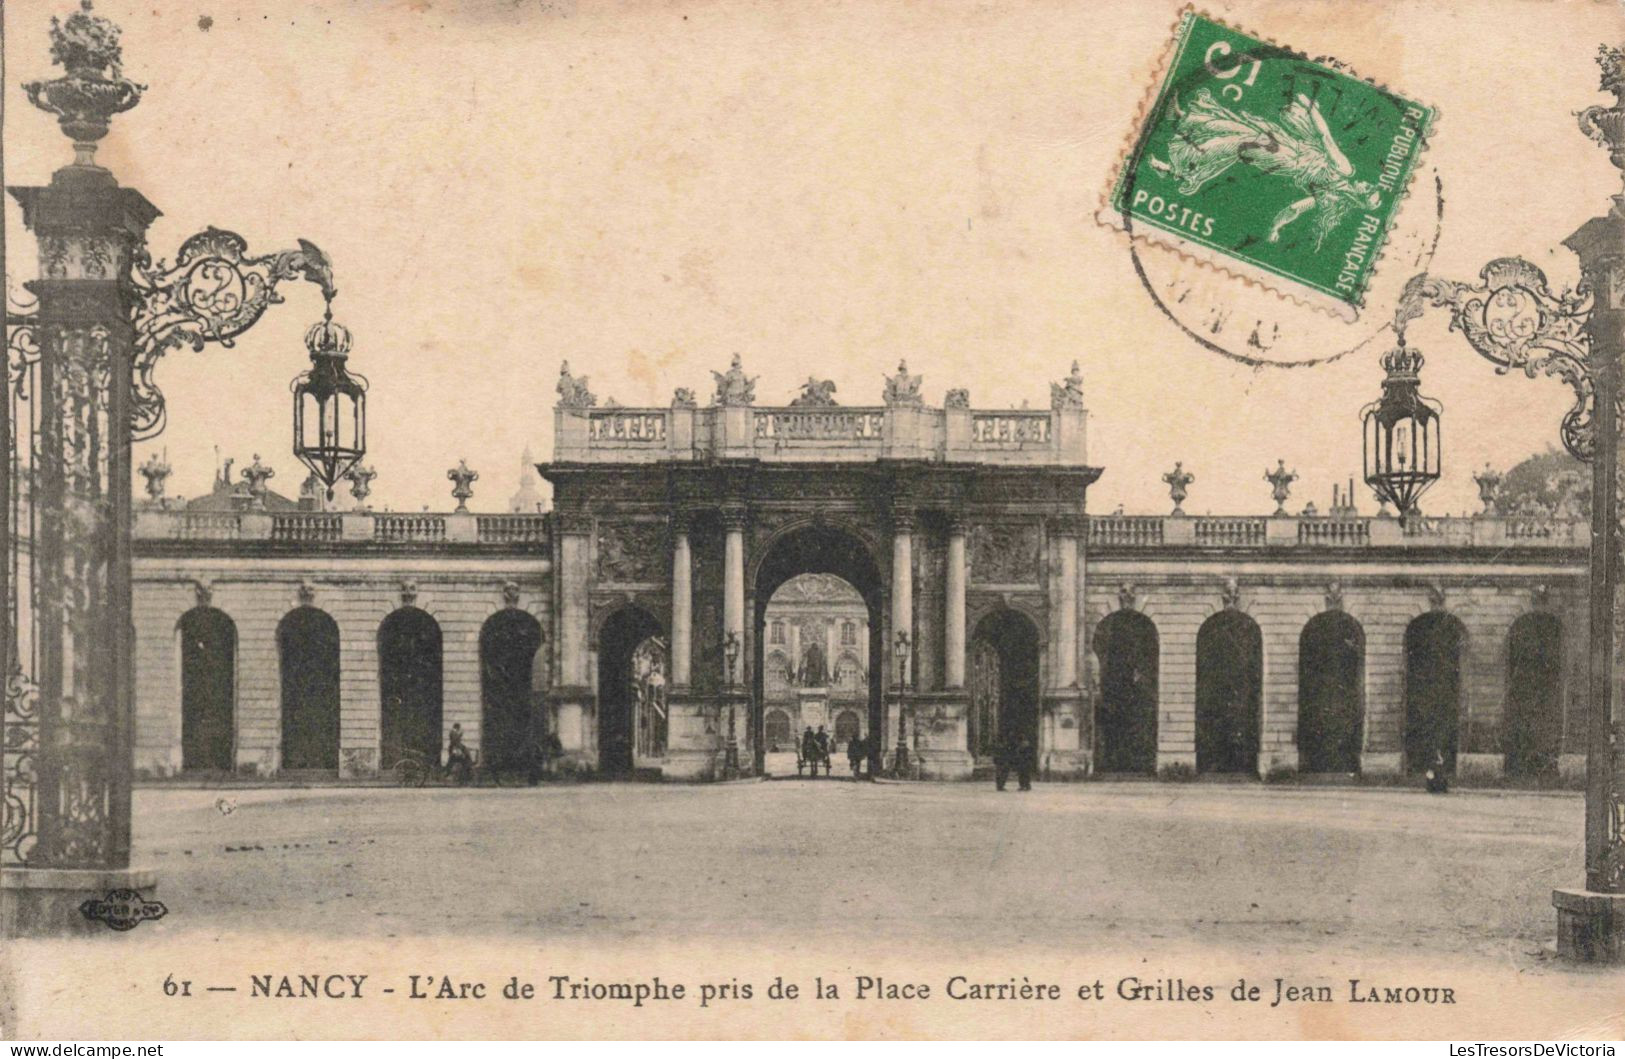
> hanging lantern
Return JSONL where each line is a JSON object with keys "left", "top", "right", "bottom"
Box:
{"left": 1361, "top": 344, "right": 1441, "bottom": 519}
{"left": 292, "top": 302, "right": 368, "bottom": 499}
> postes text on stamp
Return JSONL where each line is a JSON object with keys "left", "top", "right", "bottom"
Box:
{"left": 1106, "top": 10, "right": 1435, "bottom": 316}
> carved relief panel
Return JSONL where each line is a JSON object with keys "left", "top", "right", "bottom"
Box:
{"left": 596, "top": 521, "right": 670, "bottom": 584}
{"left": 969, "top": 522, "right": 1041, "bottom": 585}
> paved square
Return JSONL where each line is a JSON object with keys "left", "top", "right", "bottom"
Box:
{"left": 133, "top": 780, "right": 1577, "bottom": 960}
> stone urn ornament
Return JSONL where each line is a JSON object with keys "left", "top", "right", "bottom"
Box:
{"left": 448, "top": 459, "right": 478, "bottom": 513}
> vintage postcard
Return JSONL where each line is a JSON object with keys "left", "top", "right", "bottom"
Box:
{"left": 2, "top": 0, "right": 1624, "bottom": 1043}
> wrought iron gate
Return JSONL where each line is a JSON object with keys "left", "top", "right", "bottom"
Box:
{"left": 3, "top": 309, "right": 41, "bottom": 866}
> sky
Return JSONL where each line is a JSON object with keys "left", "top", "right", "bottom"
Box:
{"left": 3, "top": 0, "right": 1617, "bottom": 516}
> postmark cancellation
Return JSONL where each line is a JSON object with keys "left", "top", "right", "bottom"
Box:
{"left": 1101, "top": 9, "right": 1436, "bottom": 320}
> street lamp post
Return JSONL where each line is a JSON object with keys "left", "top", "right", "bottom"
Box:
{"left": 1393, "top": 45, "right": 1625, "bottom": 961}
{"left": 892, "top": 629, "right": 911, "bottom": 777}
{"left": 723, "top": 631, "right": 740, "bottom": 778}
{"left": 1, "top": 1, "right": 357, "bottom": 936}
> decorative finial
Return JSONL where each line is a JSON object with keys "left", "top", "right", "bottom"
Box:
{"left": 24, "top": 0, "right": 146, "bottom": 165}
{"left": 240, "top": 453, "right": 274, "bottom": 509}
{"left": 448, "top": 459, "right": 478, "bottom": 513}
{"left": 137, "top": 449, "right": 171, "bottom": 503}
{"left": 1579, "top": 45, "right": 1625, "bottom": 179}
{"left": 346, "top": 463, "right": 376, "bottom": 509}
{"left": 1264, "top": 459, "right": 1298, "bottom": 516}
{"left": 1162, "top": 461, "right": 1194, "bottom": 516}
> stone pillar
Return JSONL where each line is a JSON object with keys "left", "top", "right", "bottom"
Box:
{"left": 1055, "top": 525, "right": 1079, "bottom": 689}
{"left": 552, "top": 511, "right": 593, "bottom": 762}
{"left": 891, "top": 511, "right": 914, "bottom": 675}
{"left": 722, "top": 504, "right": 747, "bottom": 670}
{"left": 945, "top": 518, "right": 967, "bottom": 688}
{"left": 3, "top": 6, "right": 163, "bottom": 932}
{"left": 671, "top": 513, "right": 692, "bottom": 688}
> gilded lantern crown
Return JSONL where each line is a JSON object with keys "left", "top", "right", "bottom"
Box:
{"left": 304, "top": 315, "right": 353, "bottom": 360}
{"left": 1380, "top": 344, "right": 1425, "bottom": 381}
{"left": 23, "top": 1, "right": 145, "bottom": 155}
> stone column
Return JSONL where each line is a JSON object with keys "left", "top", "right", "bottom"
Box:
{"left": 891, "top": 510, "right": 914, "bottom": 677}
{"left": 1055, "top": 522, "right": 1079, "bottom": 689}
{"left": 722, "top": 504, "right": 747, "bottom": 672}
{"left": 670, "top": 513, "right": 692, "bottom": 688}
{"left": 551, "top": 511, "right": 593, "bottom": 762}
{"left": 945, "top": 517, "right": 968, "bottom": 688}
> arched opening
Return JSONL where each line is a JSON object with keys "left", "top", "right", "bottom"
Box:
{"left": 969, "top": 609, "right": 1042, "bottom": 762}
{"left": 1297, "top": 611, "right": 1365, "bottom": 774}
{"left": 596, "top": 606, "right": 666, "bottom": 774}
{"left": 1196, "top": 609, "right": 1262, "bottom": 775}
{"left": 752, "top": 525, "right": 885, "bottom": 777}
{"left": 1505, "top": 612, "right": 1563, "bottom": 777}
{"left": 278, "top": 607, "right": 340, "bottom": 772}
{"left": 481, "top": 608, "right": 543, "bottom": 772}
{"left": 1405, "top": 612, "right": 1465, "bottom": 774}
{"left": 834, "top": 708, "right": 861, "bottom": 749}
{"left": 179, "top": 607, "right": 236, "bottom": 772}
{"left": 1094, "top": 609, "right": 1159, "bottom": 774}
{"left": 378, "top": 607, "right": 443, "bottom": 769}
{"left": 764, "top": 708, "right": 793, "bottom": 750}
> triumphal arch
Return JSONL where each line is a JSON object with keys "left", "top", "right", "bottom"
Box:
{"left": 541, "top": 357, "right": 1099, "bottom": 780}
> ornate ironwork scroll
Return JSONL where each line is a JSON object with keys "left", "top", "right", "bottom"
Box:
{"left": 126, "top": 227, "right": 335, "bottom": 440}
{"left": 1396, "top": 259, "right": 1599, "bottom": 462}
{"left": 2, "top": 312, "right": 42, "bottom": 866}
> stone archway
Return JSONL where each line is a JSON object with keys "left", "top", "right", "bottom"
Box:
{"left": 179, "top": 606, "right": 236, "bottom": 772}
{"left": 1297, "top": 611, "right": 1364, "bottom": 774}
{"left": 970, "top": 609, "right": 1042, "bottom": 761}
{"left": 1505, "top": 612, "right": 1562, "bottom": 777}
{"left": 1404, "top": 611, "right": 1465, "bottom": 774}
{"left": 597, "top": 605, "right": 666, "bottom": 774}
{"left": 1196, "top": 609, "right": 1262, "bottom": 775}
{"left": 278, "top": 606, "right": 340, "bottom": 772}
{"left": 751, "top": 522, "right": 886, "bottom": 776}
{"left": 481, "top": 609, "right": 543, "bottom": 771}
{"left": 1094, "top": 609, "right": 1158, "bottom": 775}
{"left": 378, "top": 607, "right": 443, "bottom": 769}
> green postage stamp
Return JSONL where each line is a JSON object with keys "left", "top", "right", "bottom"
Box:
{"left": 1106, "top": 9, "right": 1435, "bottom": 317}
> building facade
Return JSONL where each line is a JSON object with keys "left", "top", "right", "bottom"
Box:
{"left": 123, "top": 359, "right": 1590, "bottom": 783}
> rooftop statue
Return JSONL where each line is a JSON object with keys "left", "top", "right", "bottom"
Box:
{"left": 883, "top": 359, "right": 923, "bottom": 407}
{"left": 712, "top": 353, "right": 757, "bottom": 406}
{"left": 557, "top": 361, "right": 597, "bottom": 409}
{"left": 790, "top": 377, "right": 838, "bottom": 407}
{"left": 1051, "top": 360, "right": 1085, "bottom": 410}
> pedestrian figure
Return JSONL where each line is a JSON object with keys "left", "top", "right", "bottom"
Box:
{"left": 847, "top": 733, "right": 866, "bottom": 778}
{"left": 446, "top": 722, "right": 473, "bottom": 785}
{"left": 1015, "top": 733, "right": 1034, "bottom": 791}
{"left": 815, "top": 726, "right": 830, "bottom": 776}
{"left": 1425, "top": 748, "right": 1450, "bottom": 794}
{"left": 994, "top": 731, "right": 1012, "bottom": 792}
{"left": 802, "top": 726, "right": 819, "bottom": 778}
